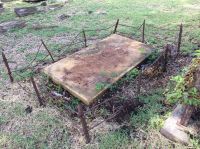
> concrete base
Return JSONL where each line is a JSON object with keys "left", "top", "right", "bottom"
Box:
{"left": 160, "top": 104, "right": 189, "bottom": 145}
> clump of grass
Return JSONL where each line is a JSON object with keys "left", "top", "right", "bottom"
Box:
{"left": 130, "top": 89, "right": 167, "bottom": 130}
{"left": 13, "top": 70, "right": 34, "bottom": 81}
{"left": 146, "top": 49, "right": 160, "bottom": 63}
{"left": 125, "top": 68, "right": 140, "bottom": 81}
{"left": 95, "top": 82, "right": 109, "bottom": 91}
{"left": 98, "top": 130, "right": 129, "bottom": 149}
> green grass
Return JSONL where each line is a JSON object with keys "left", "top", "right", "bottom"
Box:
{"left": 1, "top": 0, "right": 200, "bottom": 44}
{"left": 1, "top": 0, "right": 199, "bottom": 79}
{"left": 97, "top": 130, "right": 130, "bottom": 149}
{"left": 95, "top": 82, "right": 108, "bottom": 91}
{"left": 0, "top": 101, "right": 69, "bottom": 149}
{"left": 13, "top": 69, "right": 34, "bottom": 81}
{"left": 130, "top": 89, "right": 167, "bottom": 130}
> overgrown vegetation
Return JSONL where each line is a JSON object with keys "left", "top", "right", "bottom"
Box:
{"left": 166, "top": 50, "right": 200, "bottom": 106}
{"left": 87, "top": 89, "right": 193, "bottom": 148}
{"left": 131, "top": 89, "right": 167, "bottom": 130}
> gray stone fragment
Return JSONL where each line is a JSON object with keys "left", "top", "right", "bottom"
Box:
{"left": 14, "top": 6, "right": 43, "bottom": 17}
{"left": 160, "top": 104, "right": 190, "bottom": 145}
{"left": 0, "top": 20, "right": 26, "bottom": 33}
{"left": 58, "top": 14, "right": 71, "bottom": 20}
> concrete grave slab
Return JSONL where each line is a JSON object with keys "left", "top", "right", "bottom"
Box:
{"left": 0, "top": 20, "right": 26, "bottom": 33}
{"left": 44, "top": 34, "right": 153, "bottom": 105}
{"left": 14, "top": 6, "right": 43, "bottom": 17}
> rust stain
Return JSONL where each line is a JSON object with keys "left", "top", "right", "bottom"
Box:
{"left": 44, "top": 34, "right": 152, "bottom": 105}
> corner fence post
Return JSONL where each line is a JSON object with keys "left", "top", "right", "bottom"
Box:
{"left": 1, "top": 51, "right": 14, "bottom": 83}
{"left": 41, "top": 39, "right": 55, "bottom": 62}
{"left": 78, "top": 104, "right": 90, "bottom": 144}
{"left": 179, "top": 105, "right": 194, "bottom": 126}
{"left": 82, "top": 29, "right": 87, "bottom": 48}
{"left": 113, "top": 19, "right": 119, "bottom": 34}
{"left": 30, "top": 77, "right": 44, "bottom": 106}
{"left": 137, "top": 70, "right": 142, "bottom": 96}
{"left": 177, "top": 23, "right": 183, "bottom": 54}
{"left": 142, "top": 19, "right": 145, "bottom": 43}
{"left": 163, "top": 44, "right": 169, "bottom": 72}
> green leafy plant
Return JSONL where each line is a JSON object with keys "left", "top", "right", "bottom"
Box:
{"left": 125, "top": 68, "right": 139, "bottom": 81}
{"left": 194, "top": 49, "right": 200, "bottom": 57}
{"left": 146, "top": 49, "right": 159, "bottom": 63}
{"left": 166, "top": 57, "right": 200, "bottom": 106}
{"left": 95, "top": 82, "right": 109, "bottom": 91}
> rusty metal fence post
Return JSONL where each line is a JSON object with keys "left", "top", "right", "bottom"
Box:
{"left": 163, "top": 44, "right": 169, "bottom": 72}
{"left": 177, "top": 23, "right": 183, "bottom": 54}
{"left": 30, "top": 77, "right": 44, "bottom": 106}
{"left": 179, "top": 105, "right": 194, "bottom": 126}
{"left": 78, "top": 104, "right": 90, "bottom": 143}
{"left": 142, "top": 20, "right": 145, "bottom": 43}
{"left": 137, "top": 70, "right": 142, "bottom": 96}
{"left": 82, "top": 29, "right": 87, "bottom": 48}
{"left": 113, "top": 19, "right": 119, "bottom": 34}
{"left": 2, "top": 51, "right": 14, "bottom": 83}
{"left": 41, "top": 39, "right": 55, "bottom": 62}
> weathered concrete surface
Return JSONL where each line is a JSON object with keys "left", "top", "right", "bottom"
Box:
{"left": 14, "top": 6, "right": 43, "bottom": 17}
{"left": 0, "top": 20, "right": 26, "bottom": 33}
{"left": 44, "top": 34, "right": 152, "bottom": 105}
{"left": 160, "top": 104, "right": 190, "bottom": 145}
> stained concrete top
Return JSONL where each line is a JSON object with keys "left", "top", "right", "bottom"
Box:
{"left": 44, "top": 34, "right": 152, "bottom": 105}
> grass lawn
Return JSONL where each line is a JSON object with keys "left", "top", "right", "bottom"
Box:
{"left": 0, "top": 0, "right": 200, "bottom": 148}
